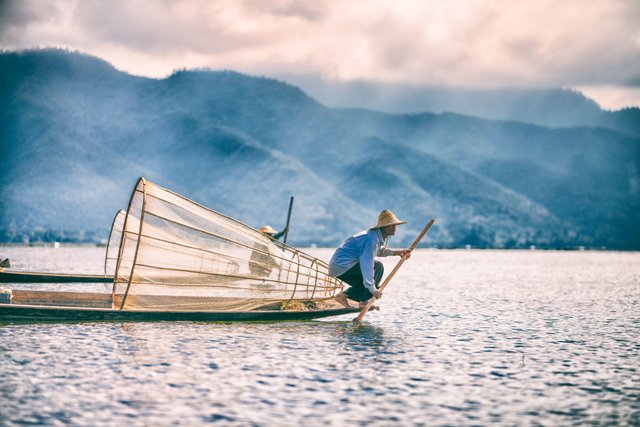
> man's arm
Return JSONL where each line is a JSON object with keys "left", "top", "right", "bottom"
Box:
{"left": 393, "top": 249, "right": 412, "bottom": 259}
{"left": 272, "top": 228, "right": 288, "bottom": 240}
{"left": 379, "top": 247, "right": 412, "bottom": 259}
{"left": 358, "top": 234, "right": 378, "bottom": 295}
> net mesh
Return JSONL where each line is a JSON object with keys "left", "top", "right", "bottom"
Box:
{"left": 104, "top": 210, "right": 126, "bottom": 276}
{"left": 112, "top": 178, "right": 345, "bottom": 311}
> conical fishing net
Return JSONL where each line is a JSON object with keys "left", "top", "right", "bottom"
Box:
{"left": 112, "top": 178, "right": 345, "bottom": 311}
{"left": 104, "top": 209, "right": 126, "bottom": 276}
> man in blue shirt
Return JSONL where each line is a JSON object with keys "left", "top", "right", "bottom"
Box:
{"left": 329, "top": 210, "right": 411, "bottom": 309}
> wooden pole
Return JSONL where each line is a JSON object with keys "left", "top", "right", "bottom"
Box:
{"left": 282, "top": 196, "right": 294, "bottom": 246}
{"left": 354, "top": 218, "right": 435, "bottom": 323}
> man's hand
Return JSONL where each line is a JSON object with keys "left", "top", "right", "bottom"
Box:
{"left": 396, "top": 249, "right": 412, "bottom": 259}
{"left": 374, "top": 290, "right": 383, "bottom": 299}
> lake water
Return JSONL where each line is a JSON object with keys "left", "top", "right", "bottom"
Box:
{"left": 0, "top": 247, "right": 639, "bottom": 426}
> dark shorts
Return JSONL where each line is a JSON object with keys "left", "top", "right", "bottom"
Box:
{"left": 336, "top": 261, "right": 384, "bottom": 302}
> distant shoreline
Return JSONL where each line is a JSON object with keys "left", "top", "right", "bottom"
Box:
{"left": 0, "top": 243, "right": 631, "bottom": 251}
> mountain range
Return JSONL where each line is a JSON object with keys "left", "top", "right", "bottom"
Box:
{"left": 277, "top": 74, "right": 640, "bottom": 139}
{"left": 1, "top": 49, "right": 639, "bottom": 249}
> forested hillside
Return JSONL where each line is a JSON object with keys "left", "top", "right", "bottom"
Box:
{"left": 1, "top": 49, "right": 638, "bottom": 248}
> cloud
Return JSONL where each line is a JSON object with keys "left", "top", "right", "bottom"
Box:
{"left": 241, "top": 0, "right": 328, "bottom": 21}
{"left": 0, "top": 0, "right": 65, "bottom": 44}
{"left": 0, "top": 0, "right": 57, "bottom": 27}
{"left": 1, "top": 0, "right": 639, "bottom": 94}
{"left": 359, "top": 0, "right": 640, "bottom": 88}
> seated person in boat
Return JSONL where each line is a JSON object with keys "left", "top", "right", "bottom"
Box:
{"left": 259, "top": 225, "right": 287, "bottom": 240}
{"left": 248, "top": 225, "right": 286, "bottom": 278}
{"left": 248, "top": 242, "right": 279, "bottom": 277}
{"left": 329, "top": 210, "right": 411, "bottom": 309}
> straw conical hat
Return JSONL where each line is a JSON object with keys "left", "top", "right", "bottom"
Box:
{"left": 370, "top": 210, "right": 407, "bottom": 229}
{"left": 259, "top": 225, "right": 278, "bottom": 234}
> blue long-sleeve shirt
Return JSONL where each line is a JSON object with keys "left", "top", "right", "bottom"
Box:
{"left": 329, "top": 228, "right": 394, "bottom": 293}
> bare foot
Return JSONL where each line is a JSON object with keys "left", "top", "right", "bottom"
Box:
{"left": 334, "top": 293, "right": 351, "bottom": 308}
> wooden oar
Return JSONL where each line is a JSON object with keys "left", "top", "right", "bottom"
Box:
{"left": 353, "top": 218, "right": 435, "bottom": 323}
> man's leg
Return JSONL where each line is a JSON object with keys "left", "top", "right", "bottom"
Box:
{"left": 334, "top": 263, "right": 368, "bottom": 307}
{"left": 355, "top": 261, "right": 385, "bottom": 310}
{"left": 335, "top": 261, "right": 385, "bottom": 309}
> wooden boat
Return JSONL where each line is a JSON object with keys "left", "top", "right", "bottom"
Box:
{"left": 0, "top": 304, "right": 359, "bottom": 322}
{"left": 0, "top": 290, "right": 358, "bottom": 322}
{"left": 0, "top": 269, "right": 112, "bottom": 283}
{"left": 0, "top": 178, "right": 353, "bottom": 322}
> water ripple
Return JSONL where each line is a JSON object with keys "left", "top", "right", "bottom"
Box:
{"left": 1, "top": 248, "right": 639, "bottom": 425}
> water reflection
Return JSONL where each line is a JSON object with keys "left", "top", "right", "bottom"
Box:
{"left": 341, "top": 323, "right": 387, "bottom": 350}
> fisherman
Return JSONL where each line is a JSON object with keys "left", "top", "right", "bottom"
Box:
{"left": 329, "top": 210, "right": 411, "bottom": 309}
{"left": 249, "top": 225, "right": 287, "bottom": 277}
{"left": 259, "top": 225, "right": 287, "bottom": 241}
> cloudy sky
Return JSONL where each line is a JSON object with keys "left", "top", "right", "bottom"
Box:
{"left": 1, "top": 0, "right": 639, "bottom": 109}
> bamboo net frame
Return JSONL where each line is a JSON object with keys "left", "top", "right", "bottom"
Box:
{"left": 112, "top": 178, "right": 345, "bottom": 311}
{"left": 104, "top": 209, "right": 126, "bottom": 276}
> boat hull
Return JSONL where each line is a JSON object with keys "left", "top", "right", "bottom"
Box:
{"left": 0, "top": 303, "right": 359, "bottom": 323}
{"left": 0, "top": 270, "right": 112, "bottom": 283}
